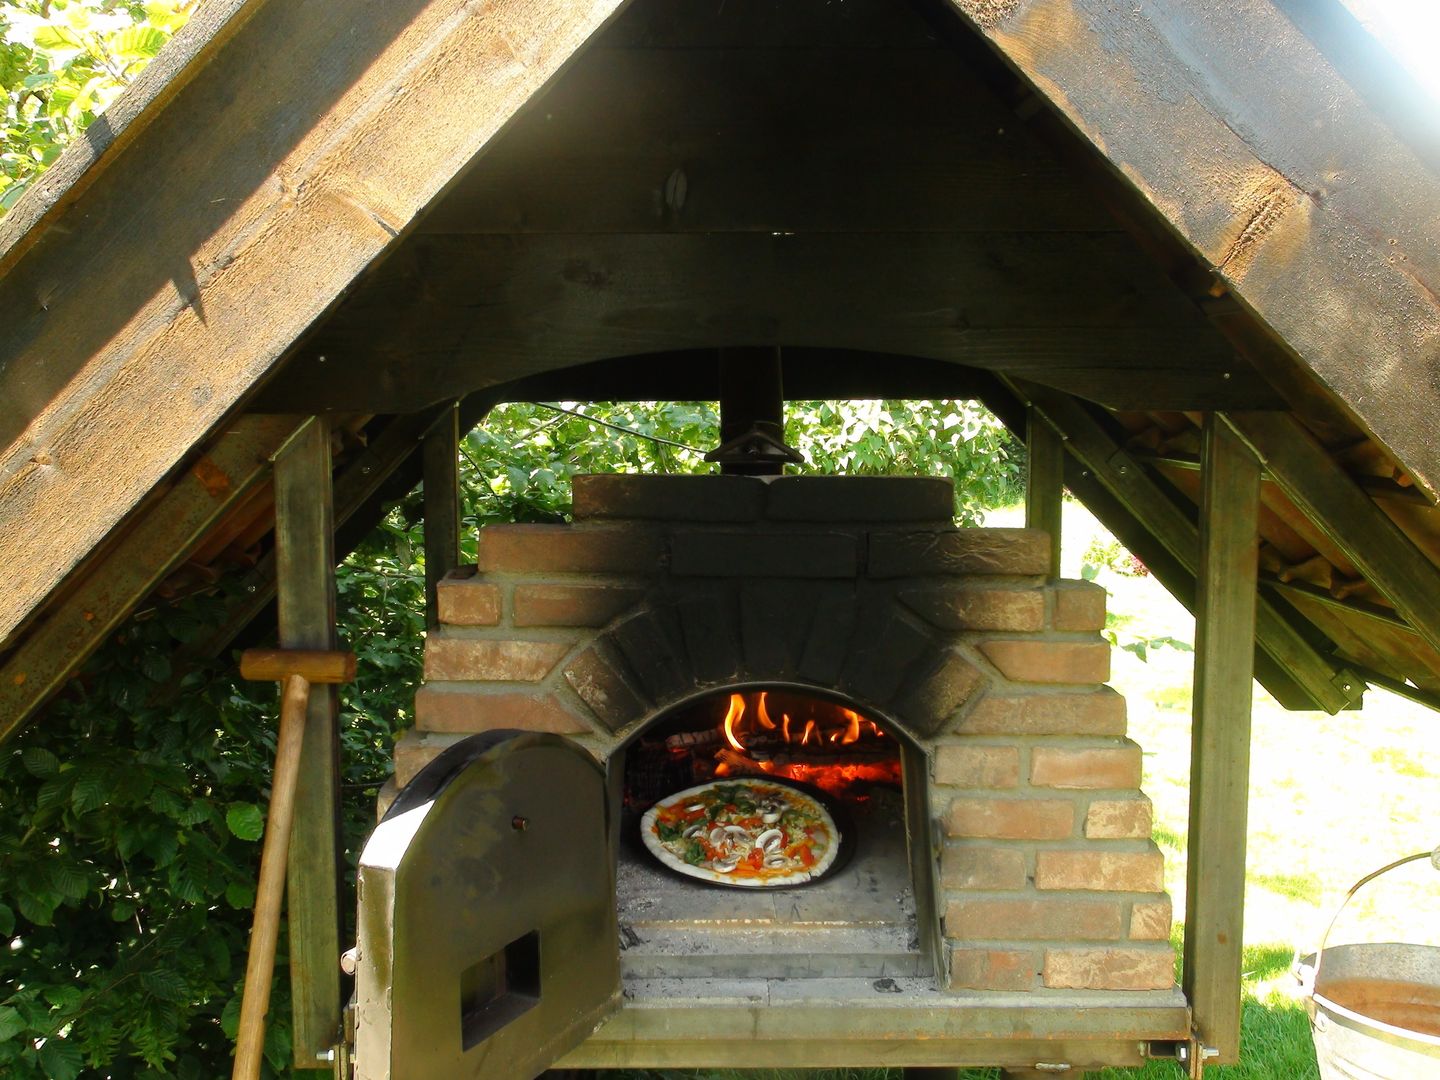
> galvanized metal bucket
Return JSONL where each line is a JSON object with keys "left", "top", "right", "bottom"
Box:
{"left": 1294, "top": 848, "right": 1440, "bottom": 1080}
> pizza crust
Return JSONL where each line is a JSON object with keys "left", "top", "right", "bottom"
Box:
{"left": 641, "top": 779, "right": 841, "bottom": 888}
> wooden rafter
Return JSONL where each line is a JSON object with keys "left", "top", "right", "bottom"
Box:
{"left": 0, "top": 0, "right": 626, "bottom": 648}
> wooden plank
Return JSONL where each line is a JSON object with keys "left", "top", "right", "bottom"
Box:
{"left": 0, "top": 0, "right": 627, "bottom": 648}
{"left": 422, "top": 405, "right": 460, "bottom": 630}
{"left": 0, "top": 415, "right": 298, "bottom": 742}
{"left": 271, "top": 419, "right": 342, "bottom": 1067}
{"left": 1223, "top": 412, "right": 1440, "bottom": 661}
{"left": 420, "top": 47, "right": 1112, "bottom": 236}
{"left": 953, "top": 0, "right": 1440, "bottom": 501}
{"left": 1025, "top": 406, "right": 1063, "bottom": 577}
{"left": 257, "top": 231, "right": 1266, "bottom": 414}
{"left": 1012, "top": 383, "right": 1362, "bottom": 713}
{"left": 598, "top": 0, "right": 946, "bottom": 49}
{"left": 1182, "top": 415, "right": 1260, "bottom": 1063}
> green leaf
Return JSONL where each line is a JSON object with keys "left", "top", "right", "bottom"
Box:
{"left": 32, "top": 25, "right": 84, "bottom": 52}
{"left": 140, "top": 968, "right": 188, "bottom": 1002}
{"left": 112, "top": 25, "right": 168, "bottom": 60}
{"left": 225, "top": 802, "right": 264, "bottom": 841}
{"left": 177, "top": 800, "right": 210, "bottom": 826}
{"left": 224, "top": 881, "right": 255, "bottom": 910}
{"left": 20, "top": 746, "right": 60, "bottom": 778}
{"left": 49, "top": 860, "right": 90, "bottom": 901}
{"left": 0, "top": 902, "right": 13, "bottom": 938}
{"left": 0, "top": 1006, "right": 24, "bottom": 1041}
{"left": 34, "top": 774, "right": 71, "bottom": 811}
{"left": 16, "top": 890, "right": 57, "bottom": 926}
{"left": 38, "top": 1036, "right": 84, "bottom": 1080}
{"left": 70, "top": 770, "right": 108, "bottom": 814}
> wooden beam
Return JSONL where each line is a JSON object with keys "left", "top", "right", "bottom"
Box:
{"left": 1183, "top": 415, "right": 1261, "bottom": 1063}
{"left": 952, "top": 0, "right": 1440, "bottom": 501}
{"left": 0, "top": 0, "right": 626, "bottom": 648}
{"left": 258, "top": 232, "right": 1268, "bottom": 414}
{"left": 422, "top": 405, "right": 460, "bottom": 630}
{"left": 1012, "top": 382, "right": 1362, "bottom": 713}
{"left": 1025, "top": 405, "right": 1064, "bottom": 578}
{"left": 271, "top": 419, "right": 341, "bottom": 1067}
{"left": 0, "top": 415, "right": 298, "bottom": 742}
{"left": 1131, "top": 449, "right": 1431, "bottom": 505}
{"left": 1223, "top": 412, "right": 1440, "bottom": 661}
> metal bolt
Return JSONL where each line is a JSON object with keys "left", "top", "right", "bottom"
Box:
{"left": 340, "top": 947, "right": 359, "bottom": 975}
{"left": 511, "top": 815, "right": 528, "bottom": 831}
{"left": 316, "top": 1048, "right": 336, "bottom": 1062}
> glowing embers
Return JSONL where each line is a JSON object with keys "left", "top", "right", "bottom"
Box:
{"left": 667, "top": 690, "right": 900, "bottom": 798}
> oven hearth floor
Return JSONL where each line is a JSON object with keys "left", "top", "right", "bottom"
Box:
{"left": 616, "top": 787, "right": 925, "bottom": 980}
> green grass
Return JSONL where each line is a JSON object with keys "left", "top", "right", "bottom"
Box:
{"left": 605, "top": 501, "right": 1440, "bottom": 1080}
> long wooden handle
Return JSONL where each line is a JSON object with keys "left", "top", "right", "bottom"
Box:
{"left": 232, "top": 673, "right": 310, "bottom": 1080}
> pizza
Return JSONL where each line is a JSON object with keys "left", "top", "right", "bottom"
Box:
{"left": 640, "top": 779, "right": 840, "bottom": 887}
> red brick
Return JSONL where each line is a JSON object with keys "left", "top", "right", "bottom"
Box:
{"left": 893, "top": 648, "right": 986, "bottom": 735}
{"left": 980, "top": 639, "right": 1110, "bottom": 684}
{"left": 1130, "top": 897, "right": 1173, "bottom": 941}
{"left": 477, "top": 524, "right": 663, "bottom": 574}
{"left": 946, "top": 797, "right": 1074, "bottom": 840}
{"left": 868, "top": 528, "right": 1051, "bottom": 577}
{"left": 1043, "top": 947, "right": 1174, "bottom": 990}
{"left": 392, "top": 730, "right": 465, "bottom": 787}
{"left": 950, "top": 948, "right": 1039, "bottom": 991}
{"left": 947, "top": 897, "right": 1124, "bottom": 941}
{"left": 954, "top": 690, "right": 1127, "bottom": 737}
{"left": 1051, "top": 581, "right": 1107, "bottom": 631}
{"left": 414, "top": 685, "right": 591, "bottom": 734}
{"left": 1035, "top": 849, "right": 1165, "bottom": 892}
{"left": 941, "top": 844, "right": 1028, "bottom": 890}
{"left": 901, "top": 586, "right": 1045, "bottom": 631}
{"left": 424, "top": 637, "right": 570, "bottom": 682}
{"left": 1031, "top": 745, "right": 1142, "bottom": 789}
{"left": 934, "top": 745, "right": 1021, "bottom": 788}
{"left": 435, "top": 572, "right": 501, "bottom": 626}
{"left": 1085, "top": 796, "right": 1153, "bottom": 839}
{"left": 512, "top": 584, "right": 643, "bottom": 627}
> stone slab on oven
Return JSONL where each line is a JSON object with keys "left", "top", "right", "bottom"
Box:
{"left": 868, "top": 528, "right": 1050, "bottom": 577}
{"left": 670, "top": 530, "right": 858, "bottom": 577}
{"left": 573, "top": 474, "right": 765, "bottom": 522}
{"left": 764, "top": 476, "right": 954, "bottom": 522}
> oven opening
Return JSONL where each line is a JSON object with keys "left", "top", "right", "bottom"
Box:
{"left": 615, "top": 685, "right": 938, "bottom": 985}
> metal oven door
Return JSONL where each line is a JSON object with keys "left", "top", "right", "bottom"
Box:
{"left": 353, "top": 731, "right": 619, "bottom": 1079}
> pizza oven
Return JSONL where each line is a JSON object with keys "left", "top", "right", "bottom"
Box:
{"left": 351, "top": 474, "right": 1187, "bottom": 1077}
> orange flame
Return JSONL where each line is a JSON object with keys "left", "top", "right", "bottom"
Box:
{"left": 841, "top": 708, "right": 862, "bottom": 745}
{"left": 723, "top": 693, "right": 746, "bottom": 751}
{"left": 781, "top": 712, "right": 792, "bottom": 742}
{"left": 800, "top": 719, "right": 817, "bottom": 746}
{"left": 756, "top": 691, "right": 776, "bottom": 730}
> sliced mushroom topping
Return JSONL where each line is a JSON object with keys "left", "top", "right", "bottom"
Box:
{"left": 756, "top": 829, "right": 783, "bottom": 853}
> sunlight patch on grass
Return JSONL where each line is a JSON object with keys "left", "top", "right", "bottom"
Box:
{"left": 1251, "top": 872, "right": 1323, "bottom": 905}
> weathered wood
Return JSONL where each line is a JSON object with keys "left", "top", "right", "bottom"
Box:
{"left": 422, "top": 405, "right": 461, "bottom": 630}
{"left": 232, "top": 672, "right": 310, "bottom": 1080}
{"left": 419, "top": 47, "right": 1111, "bottom": 236}
{"left": 1134, "top": 449, "right": 1431, "bottom": 505}
{"left": 260, "top": 232, "right": 1267, "bottom": 414}
{"left": 1025, "top": 406, "right": 1064, "bottom": 578}
{"left": 1011, "top": 383, "right": 1362, "bottom": 713}
{"left": 272, "top": 419, "right": 342, "bottom": 1067}
{"left": 1223, "top": 412, "right": 1440, "bottom": 662}
{"left": 0, "top": 0, "right": 627, "bottom": 648}
{"left": 0, "top": 415, "right": 297, "bottom": 742}
{"left": 1183, "top": 415, "right": 1260, "bottom": 1063}
{"left": 239, "top": 649, "right": 356, "bottom": 685}
{"left": 953, "top": 0, "right": 1440, "bottom": 501}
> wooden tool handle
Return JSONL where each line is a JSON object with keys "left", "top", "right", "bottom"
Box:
{"left": 231, "top": 674, "right": 310, "bottom": 1080}
{"left": 239, "top": 648, "right": 355, "bottom": 684}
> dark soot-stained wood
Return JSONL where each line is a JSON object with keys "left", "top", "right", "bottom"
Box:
{"left": 422, "top": 406, "right": 461, "bottom": 630}
{"left": 0, "top": 0, "right": 627, "bottom": 649}
{"left": 952, "top": 0, "right": 1440, "bottom": 501}
{"left": 1184, "top": 416, "right": 1260, "bottom": 1065}
{"left": 1025, "top": 405, "right": 1064, "bottom": 578}
{"left": 261, "top": 232, "right": 1263, "bottom": 413}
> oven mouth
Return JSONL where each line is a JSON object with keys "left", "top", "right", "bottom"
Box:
{"left": 612, "top": 683, "right": 939, "bottom": 984}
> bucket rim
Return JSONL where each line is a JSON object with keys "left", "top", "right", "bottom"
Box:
{"left": 1311, "top": 990, "right": 1440, "bottom": 1053}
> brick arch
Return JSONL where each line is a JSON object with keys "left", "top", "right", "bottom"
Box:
{"left": 561, "top": 579, "right": 989, "bottom": 741}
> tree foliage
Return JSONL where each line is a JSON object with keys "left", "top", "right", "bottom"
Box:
{"left": 1, "top": 0, "right": 191, "bottom": 214}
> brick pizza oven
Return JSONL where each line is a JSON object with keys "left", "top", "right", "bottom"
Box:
{"left": 359, "top": 473, "right": 1181, "bottom": 1076}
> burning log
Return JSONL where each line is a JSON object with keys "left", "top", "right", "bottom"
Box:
{"left": 665, "top": 729, "right": 723, "bottom": 750}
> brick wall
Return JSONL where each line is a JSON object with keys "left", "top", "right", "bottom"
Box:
{"left": 392, "top": 474, "right": 1173, "bottom": 993}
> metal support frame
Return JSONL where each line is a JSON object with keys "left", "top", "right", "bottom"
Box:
{"left": 1183, "top": 415, "right": 1261, "bottom": 1066}
{"left": 272, "top": 418, "right": 343, "bottom": 1067}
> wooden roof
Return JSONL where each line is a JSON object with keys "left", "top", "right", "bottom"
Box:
{"left": 3, "top": 0, "right": 1440, "bottom": 735}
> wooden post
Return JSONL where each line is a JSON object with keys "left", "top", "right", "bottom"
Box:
{"left": 423, "top": 404, "right": 461, "bottom": 630}
{"left": 1025, "top": 405, "right": 1064, "bottom": 578}
{"left": 1183, "top": 414, "right": 1261, "bottom": 1064}
{"left": 272, "top": 419, "right": 343, "bottom": 1067}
